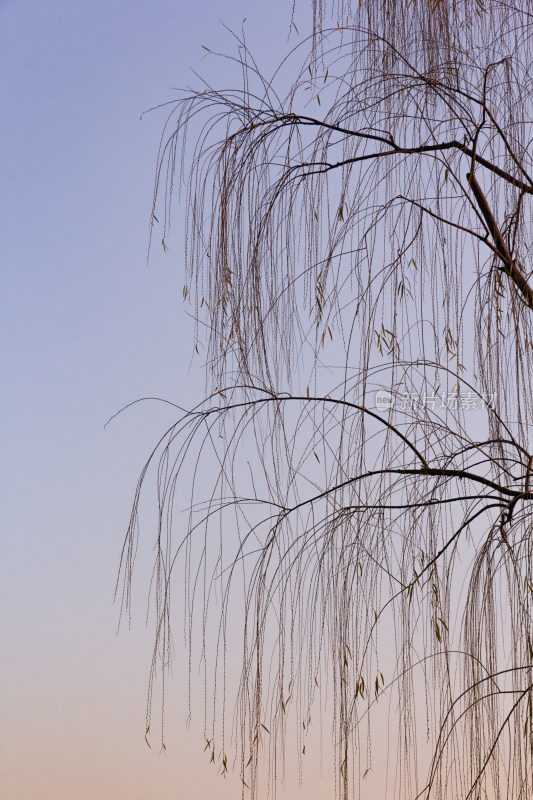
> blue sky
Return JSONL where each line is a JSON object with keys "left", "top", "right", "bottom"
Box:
{"left": 0, "top": 1, "right": 337, "bottom": 798}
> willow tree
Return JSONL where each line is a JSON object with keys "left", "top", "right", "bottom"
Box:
{"left": 118, "top": 2, "right": 533, "bottom": 798}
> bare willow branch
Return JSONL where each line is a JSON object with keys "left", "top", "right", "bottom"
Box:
{"left": 120, "top": 3, "right": 533, "bottom": 799}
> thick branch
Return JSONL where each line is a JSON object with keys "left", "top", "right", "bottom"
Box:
{"left": 279, "top": 115, "right": 533, "bottom": 194}
{"left": 467, "top": 171, "right": 533, "bottom": 310}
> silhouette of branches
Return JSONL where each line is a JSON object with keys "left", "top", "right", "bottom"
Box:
{"left": 119, "top": 3, "right": 533, "bottom": 798}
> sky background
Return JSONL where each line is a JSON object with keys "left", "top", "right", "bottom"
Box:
{"left": 0, "top": 1, "right": 337, "bottom": 798}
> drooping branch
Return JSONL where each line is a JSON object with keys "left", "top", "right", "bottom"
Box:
{"left": 126, "top": 6, "right": 533, "bottom": 799}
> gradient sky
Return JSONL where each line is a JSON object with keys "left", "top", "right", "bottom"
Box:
{"left": 0, "top": 1, "right": 338, "bottom": 798}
